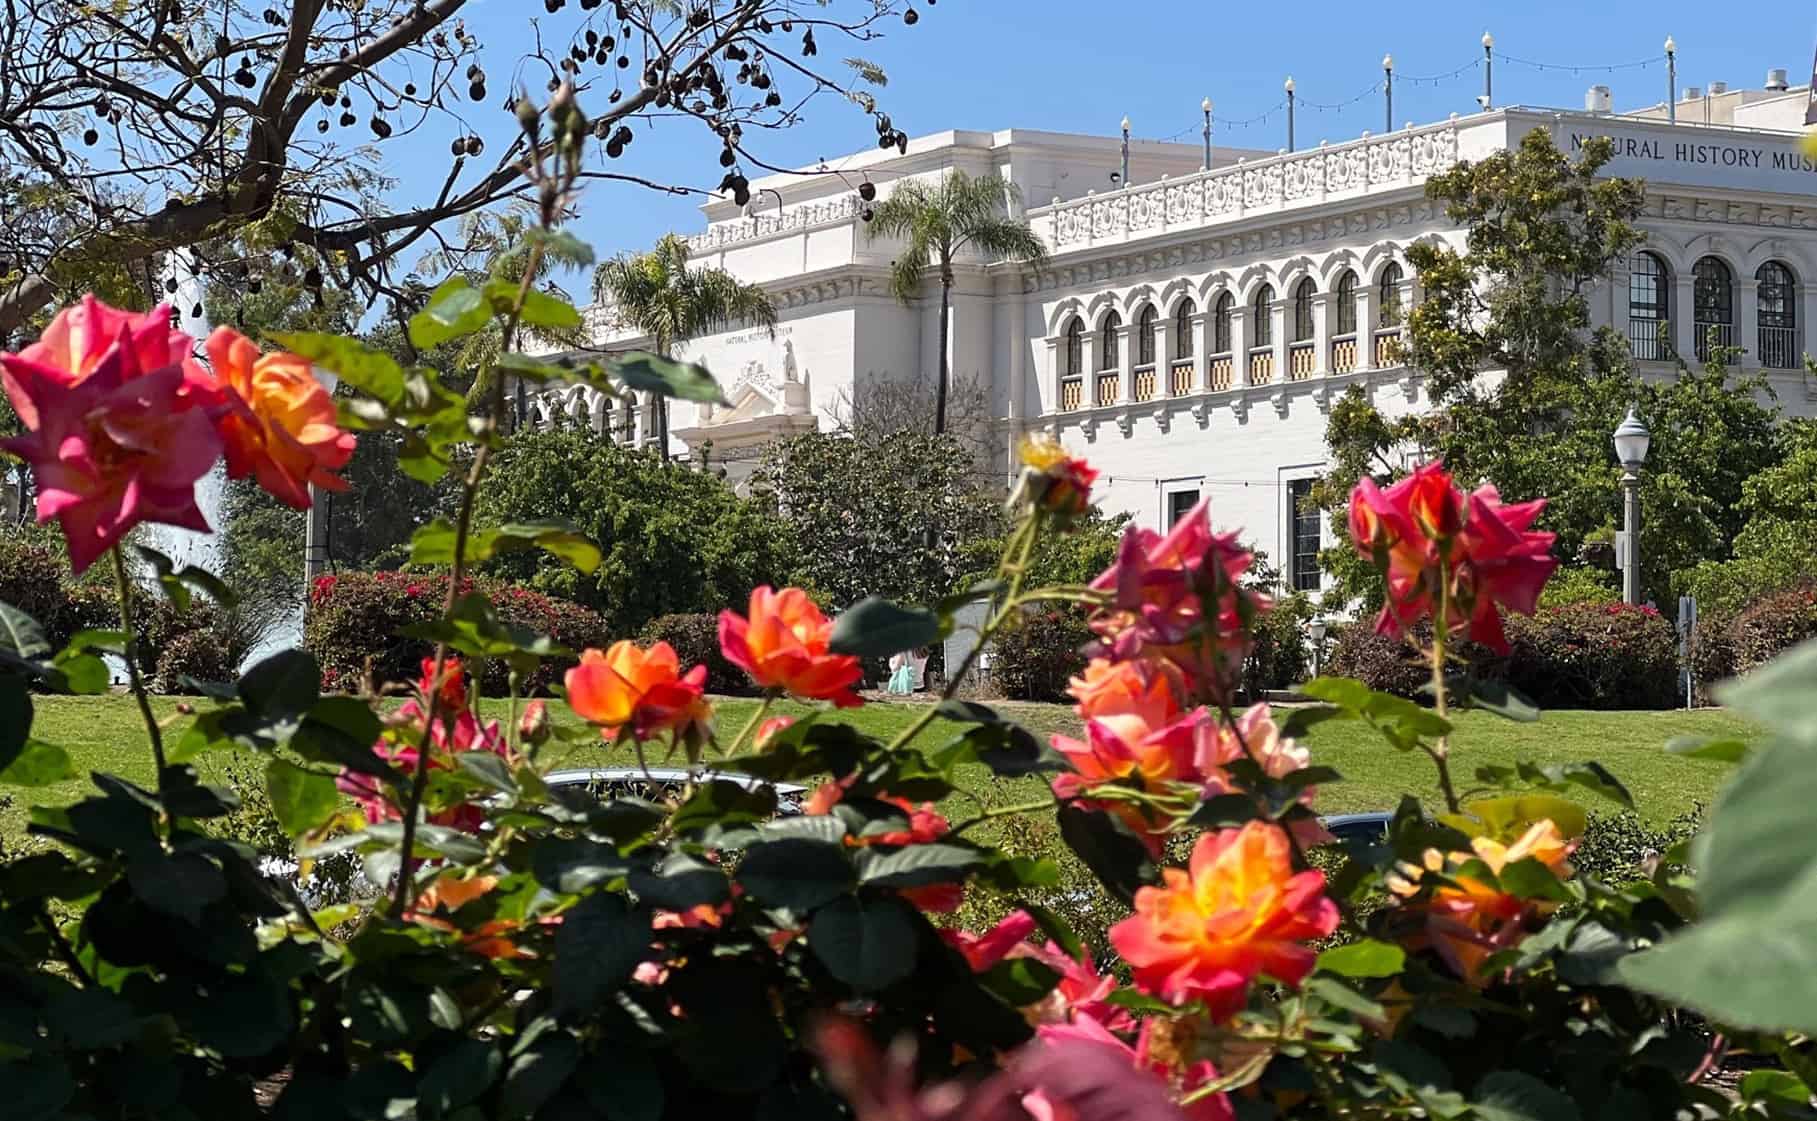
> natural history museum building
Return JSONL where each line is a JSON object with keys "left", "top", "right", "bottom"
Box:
{"left": 524, "top": 70, "right": 1817, "bottom": 595}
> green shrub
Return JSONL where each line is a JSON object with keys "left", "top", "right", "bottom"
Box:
{"left": 1572, "top": 807, "right": 1703, "bottom": 889}
{"left": 640, "top": 612, "right": 752, "bottom": 696}
{"left": 1243, "top": 593, "right": 1311, "bottom": 697}
{"left": 1540, "top": 565, "right": 1619, "bottom": 608}
{"left": 988, "top": 606, "right": 1092, "bottom": 702}
{"left": 306, "top": 571, "right": 613, "bottom": 695}
{"left": 0, "top": 534, "right": 115, "bottom": 649}
{"left": 151, "top": 627, "right": 239, "bottom": 692}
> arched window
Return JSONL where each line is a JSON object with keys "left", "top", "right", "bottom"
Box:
{"left": 1292, "top": 278, "right": 1316, "bottom": 342}
{"left": 1335, "top": 271, "right": 1359, "bottom": 335}
{"left": 1174, "top": 299, "right": 1196, "bottom": 359}
{"left": 1757, "top": 260, "right": 1798, "bottom": 369}
{"left": 1693, "top": 256, "right": 1734, "bottom": 361}
{"left": 1099, "top": 310, "right": 1122, "bottom": 370}
{"left": 1213, "top": 292, "right": 1233, "bottom": 353}
{"left": 1628, "top": 252, "right": 1670, "bottom": 361}
{"left": 1136, "top": 305, "right": 1157, "bottom": 367}
{"left": 1063, "top": 318, "right": 1084, "bottom": 376}
{"left": 1377, "top": 262, "right": 1404, "bottom": 328}
{"left": 1252, "top": 285, "right": 1275, "bottom": 347}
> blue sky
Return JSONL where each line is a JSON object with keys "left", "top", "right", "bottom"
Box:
{"left": 408, "top": 0, "right": 1816, "bottom": 276}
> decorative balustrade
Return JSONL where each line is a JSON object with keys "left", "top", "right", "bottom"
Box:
{"left": 1628, "top": 320, "right": 1668, "bottom": 362}
{"left": 1373, "top": 329, "right": 1403, "bottom": 368}
{"left": 1247, "top": 349, "right": 1275, "bottom": 385}
{"left": 1059, "top": 377, "right": 1083, "bottom": 411}
{"left": 1330, "top": 336, "right": 1358, "bottom": 374}
{"left": 1694, "top": 322, "right": 1736, "bottom": 363}
{"left": 1095, "top": 373, "right": 1121, "bottom": 406}
{"left": 1760, "top": 325, "right": 1800, "bottom": 370}
{"left": 1132, "top": 366, "right": 1158, "bottom": 402}
{"left": 1039, "top": 120, "right": 1462, "bottom": 252}
{"left": 1206, "top": 355, "right": 1234, "bottom": 391}
{"left": 1288, "top": 343, "right": 1317, "bottom": 381}
{"left": 1168, "top": 360, "right": 1194, "bottom": 396}
{"left": 683, "top": 195, "right": 864, "bottom": 253}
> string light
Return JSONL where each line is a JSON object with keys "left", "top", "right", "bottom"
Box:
{"left": 1128, "top": 43, "right": 1671, "bottom": 144}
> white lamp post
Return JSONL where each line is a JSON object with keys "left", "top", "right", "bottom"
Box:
{"left": 1613, "top": 407, "right": 1652, "bottom": 604}
{"left": 1284, "top": 77, "right": 1296, "bottom": 152}
{"left": 1308, "top": 618, "right": 1328, "bottom": 678}
{"left": 1202, "top": 98, "right": 1213, "bottom": 170}
{"left": 1119, "top": 115, "right": 1131, "bottom": 186}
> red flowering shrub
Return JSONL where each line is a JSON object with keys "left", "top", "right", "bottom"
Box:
{"left": 1727, "top": 579, "right": 1817, "bottom": 675}
{"left": 1330, "top": 604, "right": 1679, "bottom": 710}
{"left": 305, "top": 570, "right": 612, "bottom": 694}
{"left": 989, "top": 606, "right": 1093, "bottom": 702}
{"left": 639, "top": 612, "right": 754, "bottom": 696}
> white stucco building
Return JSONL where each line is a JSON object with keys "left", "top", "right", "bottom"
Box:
{"left": 525, "top": 71, "right": 1817, "bottom": 595}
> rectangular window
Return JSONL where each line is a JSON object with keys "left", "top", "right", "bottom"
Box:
{"left": 1289, "top": 479, "right": 1321, "bottom": 593}
{"left": 1167, "top": 488, "right": 1200, "bottom": 528}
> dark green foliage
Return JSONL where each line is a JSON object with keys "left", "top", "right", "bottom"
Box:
{"left": 1571, "top": 807, "right": 1703, "bottom": 889}
{"left": 304, "top": 571, "right": 611, "bottom": 694}
{"left": 1244, "top": 592, "right": 1312, "bottom": 697}
{"left": 987, "top": 607, "right": 1092, "bottom": 702}
{"left": 475, "top": 427, "right": 796, "bottom": 632}
{"left": 638, "top": 613, "right": 751, "bottom": 696}
{"left": 753, "top": 429, "right": 1002, "bottom": 612}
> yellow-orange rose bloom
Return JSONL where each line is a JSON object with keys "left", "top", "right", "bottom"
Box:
{"left": 565, "top": 640, "right": 711, "bottom": 743}
{"left": 1388, "top": 818, "right": 1575, "bottom": 983}
{"left": 1109, "top": 821, "right": 1338, "bottom": 1019}
{"left": 718, "top": 586, "right": 863, "bottom": 706}
{"left": 206, "top": 326, "right": 355, "bottom": 509}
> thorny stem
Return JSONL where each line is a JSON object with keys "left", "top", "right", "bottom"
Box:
{"left": 1426, "top": 567, "right": 1463, "bottom": 815}
{"left": 110, "top": 546, "right": 166, "bottom": 780}
{"left": 392, "top": 240, "right": 547, "bottom": 915}
{"left": 39, "top": 904, "right": 93, "bottom": 986}
{"left": 950, "top": 798, "right": 1054, "bottom": 837}
{"left": 725, "top": 692, "right": 778, "bottom": 756}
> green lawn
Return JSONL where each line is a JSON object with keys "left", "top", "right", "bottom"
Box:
{"left": 6, "top": 693, "right": 1756, "bottom": 843}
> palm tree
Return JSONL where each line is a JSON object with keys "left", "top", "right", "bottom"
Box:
{"left": 592, "top": 234, "right": 777, "bottom": 461}
{"left": 867, "top": 171, "right": 1048, "bottom": 435}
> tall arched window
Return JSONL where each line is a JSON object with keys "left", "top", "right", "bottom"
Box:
{"left": 1628, "top": 252, "right": 1670, "bottom": 361}
{"left": 1252, "top": 285, "right": 1274, "bottom": 347}
{"left": 1757, "top": 260, "right": 1798, "bottom": 369}
{"left": 1335, "top": 271, "right": 1359, "bottom": 335}
{"left": 1136, "top": 305, "right": 1158, "bottom": 367}
{"left": 1063, "top": 318, "right": 1084, "bottom": 376}
{"left": 1174, "top": 299, "right": 1196, "bottom": 359}
{"left": 1099, "top": 310, "right": 1122, "bottom": 370}
{"left": 1693, "top": 256, "right": 1734, "bottom": 361}
{"left": 1292, "top": 278, "right": 1316, "bottom": 342}
{"left": 1377, "top": 262, "right": 1404, "bottom": 328}
{"left": 1213, "top": 293, "right": 1233, "bottom": 353}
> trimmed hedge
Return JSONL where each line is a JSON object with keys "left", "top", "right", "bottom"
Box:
{"left": 305, "top": 571, "right": 613, "bottom": 695}
{"left": 1327, "top": 603, "right": 1680, "bottom": 710}
{"left": 989, "top": 607, "right": 1093, "bottom": 703}
{"left": 639, "top": 612, "right": 754, "bottom": 696}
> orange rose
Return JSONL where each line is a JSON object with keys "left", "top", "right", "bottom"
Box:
{"left": 1018, "top": 435, "right": 1099, "bottom": 519}
{"left": 1388, "top": 819, "right": 1575, "bottom": 983}
{"left": 754, "top": 715, "right": 795, "bottom": 749}
{"left": 409, "top": 874, "right": 530, "bottom": 959}
{"left": 205, "top": 326, "right": 355, "bottom": 509}
{"left": 718, "top": 586, "right": 863, "bottom": 707}
{"left": 565, "top": 640, "right": 711, "bottom": 743}
{"left": 806, "top": 778, "right": 963, "bottom": 913}
{"left": 1109, "top": 821, "right": 1338, "bottom": 1019}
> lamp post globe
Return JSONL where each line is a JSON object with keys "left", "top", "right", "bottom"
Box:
{"left": 1613, "top": 408, "right": 1651, "bottom": 605}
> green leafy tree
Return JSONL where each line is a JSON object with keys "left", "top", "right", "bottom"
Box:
{"left": 591, "top": 234, "right": 776, "bottom": 460}
{"left": 753, "top": 428, "right": 1003, "bottom": 611}
{"left": 1678, "top": 417, "right": 1817, "bottom": 614}
{"left": 867, "top": 171, "right": 1049, "bottom": 433}
{"left": 1319, "top": 130, "right": 1781, "bottom": 606}
{"left": 474, "top": 425, "right": 796, "bottom": 631}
